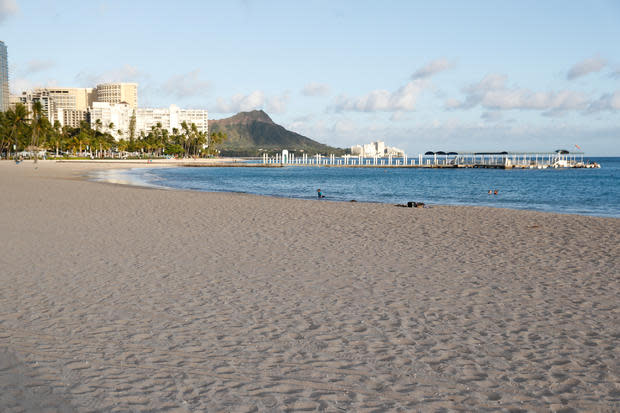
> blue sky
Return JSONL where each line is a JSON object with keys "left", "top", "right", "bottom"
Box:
{"left": 1, "top": 0, "right": 619, "bottom": 155}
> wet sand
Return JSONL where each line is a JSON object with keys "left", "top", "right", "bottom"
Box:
{"left": 0, "top": 160, "right": 618, "bottom": 412}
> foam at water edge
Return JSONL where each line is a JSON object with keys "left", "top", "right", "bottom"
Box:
{"left": 89, "top": 168, "right": 169, "bottom": 189}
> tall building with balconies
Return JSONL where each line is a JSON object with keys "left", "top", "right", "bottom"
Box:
{"left": 17, "top": 88, "right": 95, "bottom": 127}
{"left": 91, "top": 103, "right": 208, "bottom": 141}
{"left": 136, "top": 105, "right": 208, "bottom": 136}
{"left": 95, "top": 83, "right": 138, "bottom": 108}
{"left": 0, "top": 41, "right": 9, "bottom": 111}
{"left": 89, "top": 102, "right": 134, "bottom": 140}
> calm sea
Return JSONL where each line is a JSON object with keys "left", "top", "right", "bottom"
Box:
{"left": 97, "top": 157, "right": 620, "bottom": 218}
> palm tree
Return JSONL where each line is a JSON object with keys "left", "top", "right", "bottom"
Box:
{"left": 92, "top": 119, "right": 103, "bottom": 157}
{"left": 0, "top": 103, "right": 29, "bottom": 159}
{"left": 208, "top": 131, "right": 227, "bottom": 156}
{"left": 49, "top": 121, "right": 63, "bottom": 156}
{"left": 128, "top": 110, "right": 136, "bottom": 141}
{"left": 60, "top": 125, "right": 72, "bottom": 155}
{"left": 30, "top": 101, "right": 51, "bottom": 162}
{"left": 117, "top": 139, "right": 129, "bottom": 156}
{"left": 94, "top": 118, "right": 102, "bottom": 135}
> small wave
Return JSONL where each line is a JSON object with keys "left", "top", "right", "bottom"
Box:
{"left": 89, "top": 168, "right": 171, "bottom": 189}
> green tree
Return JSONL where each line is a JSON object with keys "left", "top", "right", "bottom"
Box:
{"left": 30, "top": 101, "right": 52, "bottom": 162}
{"left": 165, "top": 143, "right": 184, "bottom": 156}
{"left": 74, "top": 121, "right": 93, "bottom": 156}
{"left": 207, "top": 131, "right": 227, "bottom": 156}
{"left": 117, "top": 139, "right": 129, "bottom": 156}
{"left": 49, "top": 121, "right": 63, "bottom": 156}
{"left": 0, "top": 103, "right": 29, "bottom": 159}
{"left": 180, "top": 121, "right": 191, "bottom": 156}
{"left": 128, "top": 110, "right": 136, "bottom": 142}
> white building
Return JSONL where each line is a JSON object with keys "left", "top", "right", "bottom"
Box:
{"left": 89, "top": 102, "right": 134, "bottom": 139}
{"left": 95, "top": 83, "right": 138, "bottom": 108}
{"left": 90, "top": 103, "right": 208, "bottom": 141}
{"left": 16, "top": 84, "right": 134, "bottom": 127}
{"left": 350, "top": 141, "right": 404, "bottom": 157}
{"left": 15, "top": 87, "right": 95, "bottom": 127}
{"left": 57, "top": 108, "right": 90, "bottom": 128}
{"left": 136, "top": 105, "right": 208, "bottom": 135}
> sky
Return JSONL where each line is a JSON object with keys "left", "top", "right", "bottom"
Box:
{"left": 1, "top": 0, "right": 619, "bottom": 155}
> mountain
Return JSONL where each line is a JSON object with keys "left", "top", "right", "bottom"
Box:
{"left": 208, "top": 110, "right": 346, "bottom": 156}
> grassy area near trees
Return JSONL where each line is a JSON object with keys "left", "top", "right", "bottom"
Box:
{"left": 0, "top": 103, "right": 225, "bottom": 159}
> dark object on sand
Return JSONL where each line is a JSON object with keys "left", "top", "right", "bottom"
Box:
{"left": 349, "top": 200, "right": 357, "bottom": 202}
{"left": 395, "top": 202, "right": 425, "bottom": 208}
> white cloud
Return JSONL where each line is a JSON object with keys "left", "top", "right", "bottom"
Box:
{"left": 481, "top": 111, "right": 503, "bottom": 122}
{"left": 411, "top": 58, "right": 455, "bottom": 79}
{"left": 390, "top": 111, "right": 409, "bottom": 121}
{"left": 567, "top": 56, "right": 607, "bottom": 80}
{"left": 444, "top": 98, "right": 461, "bottom": 109}
{"left": 447, "top": 74, "right": 588, "bottom": 114}
{"left": 9, "top": 77, "right": 65, "bottom": 94}
{"left": 24, "top": 59, "right": 54, "bottom": 75}
{"left": 215, "top": 90, "right": 289, "bottom": 114}
{"left": 302, "top": 82, "right": 330, "bottom": 97}
{"left": 160, "top": 69, "right": 210, "bottom": 99}
{"left": 265, "top": 92, "right": 290, "bottom": 113}
{"left": 0, "top": 0, "right": 18, "bottom": 23}
{"left": 333, "top": 79, "right": 429, "bottom": 112}
{"left": 74, "top": 64, "right": 146, "bottom": 86}
{"left": 283, "top": 113, "right": 620, "bottom": 155}
{"left": 587, "top": 91, "right": 620, "bottom": 112}
{"left": 9, "top": 77, "right": 34, "bottom": 94}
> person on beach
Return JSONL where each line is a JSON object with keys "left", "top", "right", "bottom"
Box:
{"left": 317, "top": 189, "right": 325, "bottom": 199}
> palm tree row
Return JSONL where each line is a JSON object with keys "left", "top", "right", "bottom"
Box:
{"left": 0, "top": 103, "right": 225, "bottom": 159}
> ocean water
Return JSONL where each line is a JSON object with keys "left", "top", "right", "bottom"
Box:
{"left": 97, "top": 157, "right": 620, "bottom": 218}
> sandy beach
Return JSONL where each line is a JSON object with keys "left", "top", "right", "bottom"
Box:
{"left": 0, "top": 160, "right": 618, "bottom": 412}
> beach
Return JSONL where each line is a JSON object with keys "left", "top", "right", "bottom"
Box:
{"left": 0, "top": 160, "right": 618, "bottom": 412}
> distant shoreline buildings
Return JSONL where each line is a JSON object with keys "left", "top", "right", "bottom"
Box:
{"left": 1, "top": 40, "right": 208, "bottom": 141}
{"left": 351, "top": 141, "right": 404, "bottom": 158}
{"left": 12, "top": 82, "right": 208, "bottom": 141}
{"left": 90, "top": 102, "right": 208, "bottom": 140}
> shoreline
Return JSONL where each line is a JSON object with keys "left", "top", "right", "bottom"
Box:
{"left": 84, "top": 160, "right": 620, "bottom": 219}
{"left": 1, "top": 160, "right": 618, "bottom": 411}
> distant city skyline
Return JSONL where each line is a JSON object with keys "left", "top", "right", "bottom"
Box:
{"left": 1, "top": 0, "right": 619, "bottom": 155}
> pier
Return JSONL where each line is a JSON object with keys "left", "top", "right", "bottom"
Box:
{"left": 261, "top": 151, "right": 600, "bottom": 169}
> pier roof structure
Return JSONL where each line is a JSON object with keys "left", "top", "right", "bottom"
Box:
{"left": 425, "top": 151, "right": 584, "bottom": 155}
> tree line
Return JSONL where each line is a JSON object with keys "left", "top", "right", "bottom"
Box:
{"left": 0, "top": 102, "right": 226, "bottom": 159}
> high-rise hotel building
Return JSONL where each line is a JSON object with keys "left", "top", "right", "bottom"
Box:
{"left": 17, "top": 88, "right": 95, "bottom": 127}
{"left": 14, "top": 80, "right": 207, "bottom": 139}
{"left": 15, "top": 83, "right": 136, "bottom": 128}
{"left": 90, "top": 103, "right": 208, "bottom": 141}
{"left": 96, "top": 83, "right": 138, "bottom": 108}
{"left": 0, "top": 41, "right": 9, "bottom": 111}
